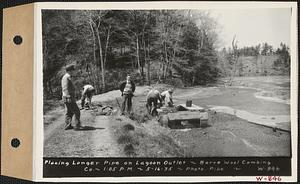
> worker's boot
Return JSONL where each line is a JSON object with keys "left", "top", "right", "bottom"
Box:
{"left": 64, "top": 115, "right": 73, "bottom": 130}
{"left": 64, "top": 123, "right": 73, "bottom": 130}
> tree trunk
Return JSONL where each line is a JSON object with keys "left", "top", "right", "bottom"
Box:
{"left": 48, "top": 80, "right": 53, "bottom": 96}
{"left": 136, "top": 35, "right": 141, "bottom": 75}
{"left": 145, "top": 31, "right": 151, "bottom": 86}
{"left": 95, "top": 28, "right": 106, "bottom": 90}
{"left": 85, "top": 62, "right": 93, "bottom": 85}
{"left": 192, "top": 76, "right": 195, "bottom": 85}
{"left": 131, "top": 56, "right": 134, "bottom": 69}
{"left": 200, "top": 29, "right": 204, "bottom": 50}
{"left": 145, "top": 42, "right": 151, "bottom": 86}
{"left": 229, "top": 55, "right": 239, "bottom": 86}
{"left": 162, "top": 62, "right": 165, "bottom": 80}
{"left": 147, "top": 54, "right": 151, "bottom": 86}
{"left": 163, "top": 42, "right": 169, "bottom": 79}
{"left": 143, "top": 37, "right": 149, "bottom": 85}
{"left": 104, "top": 25, "right": 111, "bottom": 68}
{"left": 228, "top": 35, "right": 239, "bottom": 86}
{"left": 88, "top": 21, "right": 101, "bottom": 93}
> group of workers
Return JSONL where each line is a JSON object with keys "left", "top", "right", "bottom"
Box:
{"left": 61, "top": 64, "right": 136, "bottom": 130}
{"left": 61, "top": 64, "right": 173, "bottom": 131}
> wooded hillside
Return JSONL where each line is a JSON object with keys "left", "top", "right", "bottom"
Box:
{"left": 42, "top": 10, "right": 290, "bottom": 100}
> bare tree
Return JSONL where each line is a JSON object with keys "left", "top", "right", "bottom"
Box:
{"left": 84, "top": 10, "right": 110, "bottom": 91}
{"left": 228, "top": 35, "right": 239, "bottom": 86}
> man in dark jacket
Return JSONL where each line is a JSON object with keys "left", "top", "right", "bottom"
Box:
{"left": 61, "top": 64, "right": 82, "bottom": 130}
{"left": 119, "top": 75, "right": 136, "bottom": 115}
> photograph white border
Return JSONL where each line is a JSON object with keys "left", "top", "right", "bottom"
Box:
{"left": 33, "top": 1, "right": 298, "bottom": 182}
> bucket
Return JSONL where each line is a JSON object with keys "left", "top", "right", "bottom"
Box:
{"left": 186, "top": 100, "right": 192, "bottom": 107}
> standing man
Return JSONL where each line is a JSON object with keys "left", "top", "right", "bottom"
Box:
{"left": 81, "top": 84, "right": 95, "bottom": 110}
{"left": 61, "top": 64, "right": 82, "bottom": 130}
{"left": 119, "top": 75, "right": 135, "bottom": 115}
{"left": 161, "top": 88, "right": 174, "bottom": 107}
{"left": 146, "top": 89, "right": 162, "bottom": 115}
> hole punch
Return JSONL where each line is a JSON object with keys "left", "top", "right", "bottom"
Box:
{"left": 13, "top": 35, "right": 22, "bottom": 45}
{"left": 11, "top": 138, "right": 20, "bottom": 148}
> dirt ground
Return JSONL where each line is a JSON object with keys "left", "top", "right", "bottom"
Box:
{"left": 44, "top": 76, "right": 291, "bottom": 157}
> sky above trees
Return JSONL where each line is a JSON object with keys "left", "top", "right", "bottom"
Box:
{"left": 210, "top": 8, "right": 291, "bottom": 49}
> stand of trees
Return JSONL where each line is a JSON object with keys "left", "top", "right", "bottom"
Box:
{"left": 221, "top": 42, "right": 290, "bottom": 58}
{"left": 42, "top": 10, "right": 220, "bottom": 99}
{"left": 274, "top": 43, "right": 290, "bottom": 69}
{"left": 42, "top": 10, "right": 290, "bottom": 99}
{"left": 217, "top": 41, "right": 290, "bottom": 79}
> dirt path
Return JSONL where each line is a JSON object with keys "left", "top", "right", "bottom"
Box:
{"left": 44, "top": 108, "right": 122, "bottom": 157}
{"left": 90, "top": 115, "right": 123, "bottom": 157}
{"left": 44, "top": 86, "right": 152, "bottom": 157}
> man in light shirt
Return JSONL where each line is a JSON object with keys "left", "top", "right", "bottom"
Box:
{"left": 80, "top": 84, "right": 95, "bottom": 110}
{"left": 61, "top": 64, "right": 82, "bottom": 130}
{"left": 119, "top": 75, "right": 136, "bottom": 115}
{"left": 161, "top": 88, "right": 174, "bottom": 107}
{"left": 146, "top": 89, "right": 162, "bottom": 115}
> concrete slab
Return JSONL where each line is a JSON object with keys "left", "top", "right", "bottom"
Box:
{"left": 178, "top": 104, "right": 205, "bottom": 111}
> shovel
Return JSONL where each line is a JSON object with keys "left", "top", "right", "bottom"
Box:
{"left": 116, "top": 98, "right": 122, "bottom": 111}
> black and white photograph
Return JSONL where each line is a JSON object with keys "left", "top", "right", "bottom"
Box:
{"left": 39, "top": 2, "right": 297, "bottom": 181}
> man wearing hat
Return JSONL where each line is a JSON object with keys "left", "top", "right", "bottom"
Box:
{"left": 161, "top": 88, "right": 174, "bottom": 107}
{"left": 61, "top": 64, "right": 82, "bottom": 130}
{"left": 119, "top": 75, "right": 136, "bottom": 115}
{"left": 81, "top": 84, "right": 96, "bottom": 110}
{"left": 146, "top": 88, "right": 162, "bottom": 115}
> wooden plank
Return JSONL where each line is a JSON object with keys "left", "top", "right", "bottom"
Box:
{"left": 168, "top": 111, "right": 209, "bottom": 121}
{"left": 168, "top": 111, "right": 201, "bottom": 121}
